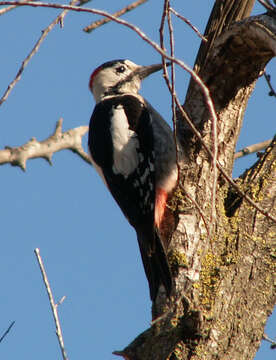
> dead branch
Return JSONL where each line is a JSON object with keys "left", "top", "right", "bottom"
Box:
{"left": 169, "top": 7, "right": 207, "bottom": 42}
{"left": 263, "top": 333, "right": 276, "bottom": 349}
{"left": 264, "top": 71, "right": 276, "bottom": 97}
{"left": 34, "top": 248, "right": 68, "bottom": 360}
{"left": 0, "top": 321, "right": 15, "bottom": 343}
{"left": 0, "top": 119, "right": 91, "bottom": 170}
{"left": 258, "top": 0, "right": 275, "bottom": 11}
{"left": 0, "top": 0, "right": 37, "bottom": 16}
{"left": 235, "top": 138, "right": 273, "bottom": 158}
{"left": 83, "top": 0, "right": 148, "bottom": 33}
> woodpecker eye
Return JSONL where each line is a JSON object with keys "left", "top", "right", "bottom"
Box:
{"left": 116, "top": 66, "right": 126, "bottom": 73}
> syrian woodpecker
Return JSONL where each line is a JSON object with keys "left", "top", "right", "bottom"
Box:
{"left": 88, "top": 59, "right": 177, "bottom": 301}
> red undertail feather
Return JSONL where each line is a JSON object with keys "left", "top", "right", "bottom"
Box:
{"left": 155, "top": 187, "right": 168, "bottom": 229}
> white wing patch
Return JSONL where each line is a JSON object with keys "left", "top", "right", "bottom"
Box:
{"left": 110, "top": 104, "right": 139, "bottom": 178}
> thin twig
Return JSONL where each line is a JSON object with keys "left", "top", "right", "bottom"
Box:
{"left": 0, "top": 3, "right": 17, "bottom": 14}
{"left": 160, "top": 2, "right": 215, "bottom": 235}
{"left": 257, "top": 0, "right": 275, "bottom": 11}
{"left": 0, "top": 0, "right": 39, "bottom": 15}
{"left": 235, "top": 139, "right": 273, "bottom": 159}
{"left": 165, "top": 1, "right": 181, "bottom": 182}
{"left": 159, "top": 2, "right": 180, "bottom": 182}
{"left": 263, "top": 333, "right": 276, "bottom": 349}
{"left": 264, "top": 72, "right": 276, "bottom": 98}
{"left": 83, "top": 0, "right": 148, "bottom": 33}
{"left": 34, "top": 248, "right": 68, "bottom": 360}
{"left": 169, "top": 7, "right": 207, "bottom": 42}
{"left": 57, "top": 296, "right": 66, "bottom": 306}
{"left": 159, "top": 2, "right": 274, "bottom": 226}
{"left": 0, "top": 321, "right": 15, "bottom": 343}
{"left": 0, "top": 0, "right": 78, "bottom": 106}
{"left": 0, "top": 0, "right": 238, "bottom": 135}
{"left": 167, "top": 2, "right": 179, "bottom": 176}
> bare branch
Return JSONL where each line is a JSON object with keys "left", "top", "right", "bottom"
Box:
{"left": 257, "top": 0, "right": 275, "bottom": 11}
{"left": 169, "top": 7, "right": 207, "bottom": 42}
{"left": 159, "top": 4, "right": 276, "bottom": 230}
{"left": 235, "top": 139, "right": 273, "bottom": 158}
{"left": 83, "top": 0, "right": 148, "bottom": 33}
{"left": 160, "top": 3, "right": 217, "bottom": 234}
{"left": 263, "top": 333, "right": 276, "bottom": 349}
{"left": 159, "top": 1, "right": 180, "bottom": 177}
{"left": 159, "top": 3, "right": 209, "bottom": 241}
{"left": 0, "top": 0, "right": 79, "bottom": 106}
{"left": 0, "top": 3, "right": 17, "bottom": 14}
{"left": 0, "top": 118, "right": 91, "bottom": 170}
{"left": 0, "top": 321, "right": 15, "bottom": 343}
{"left": 0, "top": 1, "right": 219, "bottom": 193}
{"left": 166, "top": 3, "right": 180, "bottom": 181}
{"left": 0, "top": 0, "right": 38, "bottom": 16}
{"left": 57, "top": 296, "right": 66, "bottom": 306}
{"left": 0, "top": 2, "right": 231, "bottom": 143}
{"left": 34, "top": 248, "right": 68, "bottom": 360}
{"left": 264, "top": 71, "right": 276, "bottom": 98}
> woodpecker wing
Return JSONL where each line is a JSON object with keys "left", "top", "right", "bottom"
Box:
{"left": 88, "top": 95, "right": 172, "bottom": 300}
{"left": 89, "top": 95, "right": 155, "bottom": 231}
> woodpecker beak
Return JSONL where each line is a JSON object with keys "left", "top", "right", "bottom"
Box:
{"left": 136, "top": 62, "right": 171, "bottom": 80}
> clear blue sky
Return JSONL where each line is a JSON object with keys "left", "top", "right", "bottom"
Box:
{"left": 0, "top": 1, "right": 275, "bottom": 359}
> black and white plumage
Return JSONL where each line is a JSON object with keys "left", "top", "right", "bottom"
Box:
{"left": 88, "top": 59, "right": 177, "bottom": 301}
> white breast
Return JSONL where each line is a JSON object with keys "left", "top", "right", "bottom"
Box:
{"left": 110, "top": 105, "right": 139, "bottom": 178}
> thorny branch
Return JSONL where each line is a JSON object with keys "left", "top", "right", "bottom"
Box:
{"left": 83, "top": 0, "right": 148, "bottom": 33}
{"left": 0, "top": 118, "right": 91, "bottom": 170}
{"left": 34, "top": 248, "right": 68, "bottom": 360}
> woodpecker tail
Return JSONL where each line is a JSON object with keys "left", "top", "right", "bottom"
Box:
{"left": 136, "top": 226, "right": 172, "bottom": 301}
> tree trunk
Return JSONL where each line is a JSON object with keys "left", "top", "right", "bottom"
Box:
{"left": 113, "top": 8, "right": 276, "bottom": 360}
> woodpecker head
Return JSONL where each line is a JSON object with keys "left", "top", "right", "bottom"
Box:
{"left": 89, "top": 59, "right": 166, "bottom": 103}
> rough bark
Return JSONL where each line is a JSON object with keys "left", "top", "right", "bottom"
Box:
{"left": 193, "top": 0, "right": 255, "bottom": 74}
{"left": 114, "top": 10, "right": 276, "bottom": 360}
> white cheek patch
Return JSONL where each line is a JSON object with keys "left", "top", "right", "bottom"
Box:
{"left": 110, "top": 105, "right": 139, "bottom": 178}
